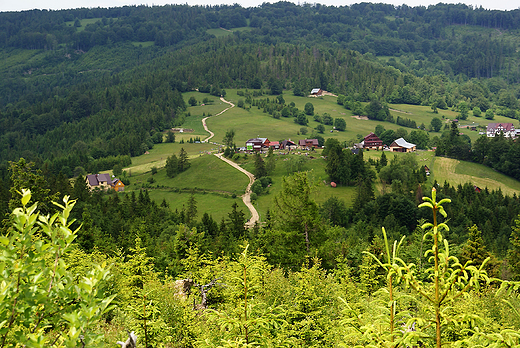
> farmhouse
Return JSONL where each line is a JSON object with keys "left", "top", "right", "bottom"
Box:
{"left": 310, "top": 88, "right": 323, "bottom": 96}
{"left": 299, "top": 139, "right": 320, "bottom": 149}
{"left": 86, "top": 173, "right": 125, "bottom": 192}
{"left": 246, "top": 138, "right": 270, "bottom": 151}
{"left": 389, "top": 138, "right": 416, "bottom": 152}
{"left": 280, "top": 139, "right": 297, "bottom": 150}
{"left": 269, "top": 141, "right": 280, "bottom": 149}
{"left": 363, "top": 132, "right": 383, "bottom": 150}
{"left": 487, "top": 123, "right": 516, "bottom": 138}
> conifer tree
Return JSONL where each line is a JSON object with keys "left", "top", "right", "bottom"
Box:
{"left": 254, "top": 153, "right": 267, "bottom": 178}
{"left": 508, "top": 216, "right": 520, "bottom": 280}
{"left": 165, "top": 154, "right": 178, "bottom": 178}
{"left": 178, "top": 147, "right": 190, "bottom": 172}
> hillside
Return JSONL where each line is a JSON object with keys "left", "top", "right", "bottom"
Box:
{"left": 119, "top": 91, "right": 520, "bottom": 222}
{"left": 2, "top": 3, "right": 520, "bottom": 181}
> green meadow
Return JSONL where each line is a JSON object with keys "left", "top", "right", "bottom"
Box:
{"left": 207, "top": 27, "right": 253, "bottom": 38}
{"left": 118, "top": 89, "right": 520, "bottom": 223}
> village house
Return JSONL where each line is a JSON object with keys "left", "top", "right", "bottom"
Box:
{"left": 280, "top": 139, "right": 297, "bottom": 150}
{"left": 310, "top": 88, "right": 323, "bottom": 96}
{"left": 389, "top": 138, "right": 416, "bottom": 152}
{"left": 268, "top": 141, "right": 280, "bottom": 150}
{"left": 246, "top": 138, "right": 270, "bottom": 151}
{"left": 299, "top": 139, "right": 320, "bottom": 149}
{"left": 486, "top": 123, "right": 516, "bottom": 138}
{"left": 86, "top": 173, "right": 125, "bottom": 192}
{"left": 362, "top": 132, "right": 383, "bottom": 150}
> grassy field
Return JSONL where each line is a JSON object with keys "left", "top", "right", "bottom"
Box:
{"left": 65, "top": 18, "right": 110, "bottom": 32}
{"left": 116, "top": 89, "right": 520, "bottom": 223}
{"left": 124, "top": 149, "right": 250, "bottom": 221}
{"left": 207, "top": 27, "right": 253, "bottom": 38}
{"left": 123, "top": 142, "right": 217, "bottom": 175}
{"left": 131, "top": 41, "right": 155, "bottom": 47}
{"left": 364, "top": 149, "right": 520, "bottom": 195}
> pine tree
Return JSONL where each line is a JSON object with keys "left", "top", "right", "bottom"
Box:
{"left": 508, "top": 217, "right": 520, "bottom": 280}
{"left": 185, "top": 193, "right": 198, "bottom": 226}
{"left": 165, "top": 154, "right": 178, "bottom": 178}
{"left": 273, "top": 171, "right": 321, "bottom": 253}
{"left": 254, "top": 153, "right": 267, "bottom": 178}
{"left": 266, "top": 146, "right": 276, "bottom": 174}
{"left": 178, "top": 147, "right": 190, "bottom": 172}
{"left": 380, "top": 151, "right": 388, "bottom": 167}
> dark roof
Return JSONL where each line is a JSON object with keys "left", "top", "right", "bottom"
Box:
{"left": 364, "top": 132, "right": 382, "bottom": 141}
{"left": 86, "top": 173, "right": 112, "bottom": 187}
{"left": 299, "top": 139, "right": 319, "bottom": 146}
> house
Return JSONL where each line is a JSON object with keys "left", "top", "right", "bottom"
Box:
{"left": 389, "top": 138, "right": 416, "bottom": 152}
{"left": 280, "top": 139, "right": 297, "bottom": 150}
{"left": 487, "top": 123, "right": 516, "bottom": 138}
{"left": 363, "top": 132, "right": 383, "bottom": 150}
{"left": 111, "top": 178, "right": 125, "bottom": 192}
{"left": 269, "top": 141, "right": 280, "bottom": 150}
{"left": 310, "top": 88, "right": 323, "bottom": 96}
{"left": 298, "top": 139, "right": 319, "bottom": 149}
{"left": 246, "top": 138, "right": 270, "bottom": 151}
{"left": 86, "top": 173, "right": 125, "bottom": 191}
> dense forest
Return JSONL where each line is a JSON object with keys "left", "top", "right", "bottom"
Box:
{"left": 2, "top": 2, "right": 520, "bottom": 346}
{"left": 2, "top": 2, "right": 520, "bottom": 182}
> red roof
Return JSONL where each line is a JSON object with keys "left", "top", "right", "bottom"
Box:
{"left": 487, "top": 123, "right": 515, "bottom": 132}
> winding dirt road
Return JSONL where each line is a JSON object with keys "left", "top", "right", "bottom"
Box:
{"left": 202, "top": 97, "right": 235, "bottom": 143}
{"left": 202, "top": 97, "right": 259, "bottom": 227}
{"left": 215, "top": 154, "right": 259, "bottom": 228}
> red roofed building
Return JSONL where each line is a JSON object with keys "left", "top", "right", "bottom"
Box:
{"left": 487, "top": 123, "right": 516, "bottom": 138}
{"left": 246, "top": 138, "right": 270, "bottom": 151}
{"left": 363, "top": 133, "right": 383, "bottom": 150}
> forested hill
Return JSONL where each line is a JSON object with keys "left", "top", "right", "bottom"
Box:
{"left": 2, "top": 2, "right": 520, "bottom": 180}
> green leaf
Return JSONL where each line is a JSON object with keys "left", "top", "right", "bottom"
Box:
{"left": 0, "top": 236, "right": 9, "bottom": 246}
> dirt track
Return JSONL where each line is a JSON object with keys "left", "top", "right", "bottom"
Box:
{"left": 202, "top": 97, "right": 259, "bottom": 227}
{"left": 202, "top": 97, "right": 234, "bottom": 143}
{"left": 215, "top": 154, "right": 259, "bottom": 228}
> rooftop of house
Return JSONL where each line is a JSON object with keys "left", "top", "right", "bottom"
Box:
{"left": 86, "top": 173, "right": 112, "bottom": 186}
{"left": 392, "top": 137, "right": 416, "bottom": 149}
{"left": 487, "top": 123, "right": 515, "bottom": 131}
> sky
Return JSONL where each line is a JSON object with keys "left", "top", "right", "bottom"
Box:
{"left": 0, "top": 0, "right": 518, "bottom": 12}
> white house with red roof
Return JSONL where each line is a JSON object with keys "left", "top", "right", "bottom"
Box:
{"left": 487, "top": 123, "right": 516, "bottom": 138}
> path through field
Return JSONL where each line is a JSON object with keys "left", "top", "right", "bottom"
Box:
{"left": 202, "top": 97, "right": 259, "bottom": 227}
{"left": 202, "top": 97, "right": 235, "bottom": 143}
{"left": 215, "top": 154, "right": 259, "bottom": 228}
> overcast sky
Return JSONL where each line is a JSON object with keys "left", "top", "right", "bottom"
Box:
{"left": 0, "top": 0, "right": 518, "bottom": 13}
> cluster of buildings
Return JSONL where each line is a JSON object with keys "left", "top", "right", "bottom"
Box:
{"left": 245, "top": 133, "right": 417, "bottom": 153}
{"left": 355, "top": 132, "right": 417, "bottom": 152}
{"left": 245, "top": 138, "right": 320, "bottom": 151}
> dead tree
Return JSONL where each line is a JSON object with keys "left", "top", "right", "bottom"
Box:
{"left": 193, "top": 277, "right": 223, "bottom": 310}
{"left": 116, "top": 331, "right": 137, "bottom": 348}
